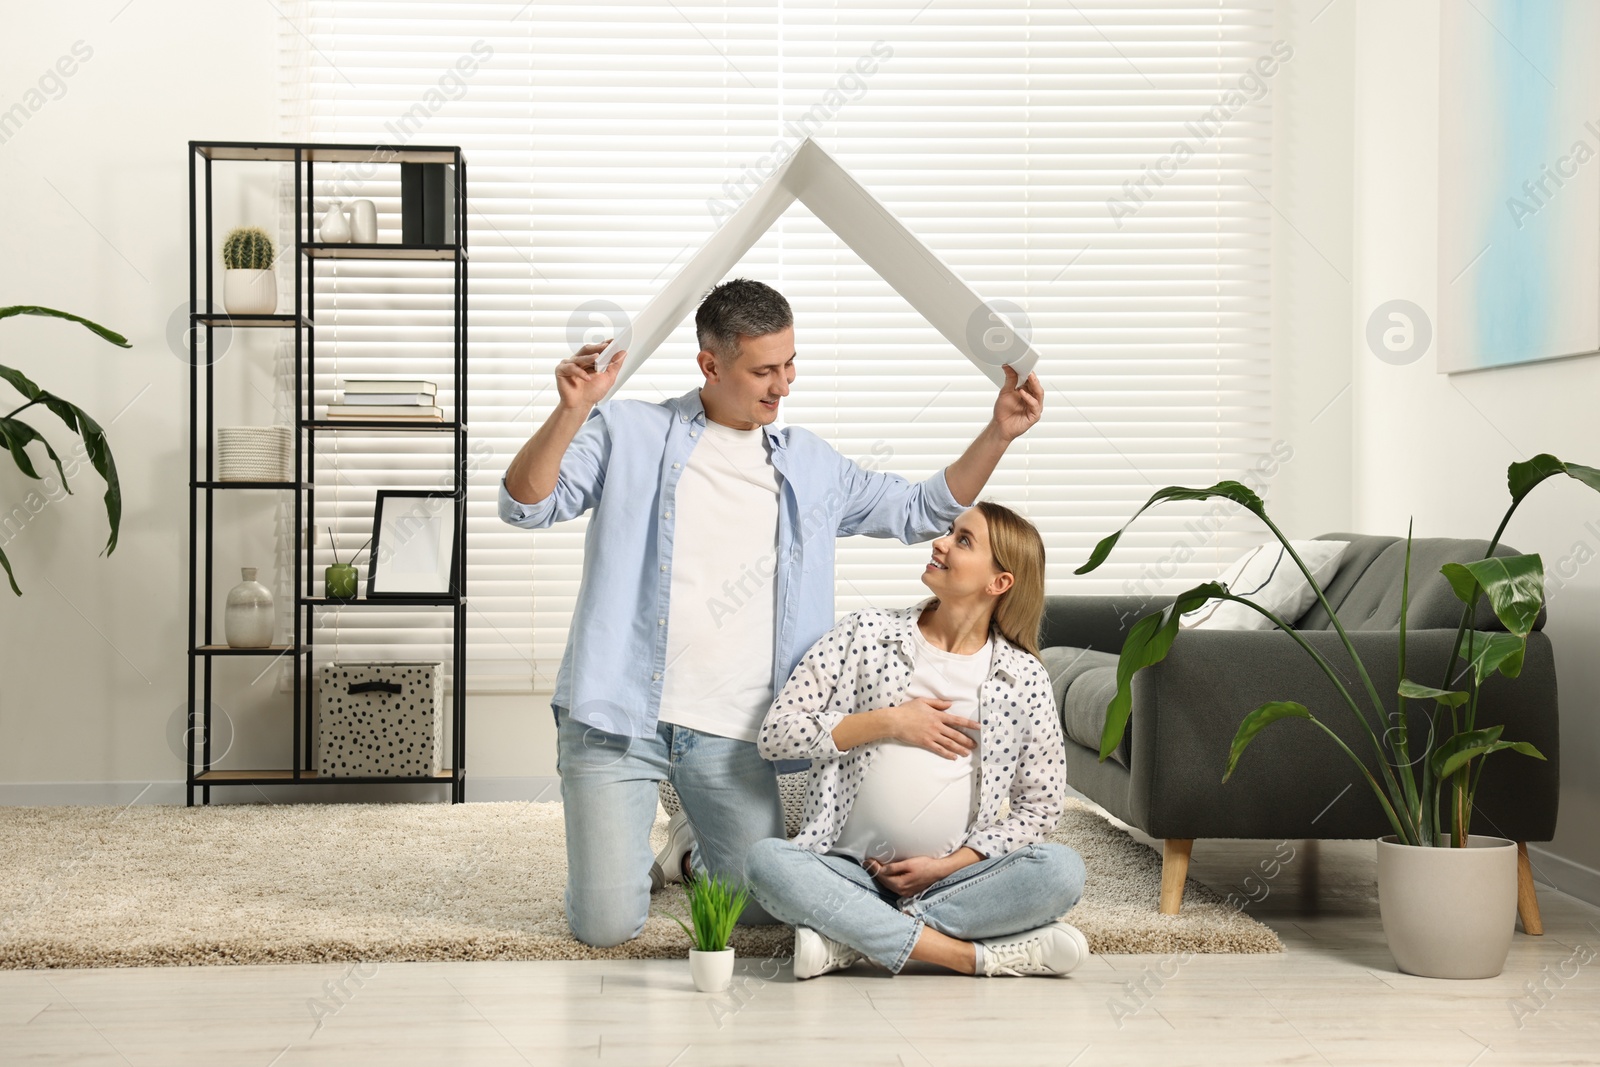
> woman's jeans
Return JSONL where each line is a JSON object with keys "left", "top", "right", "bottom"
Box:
{"left": 556, "top": 709, "right": 785, "bottom": 947}
{"left": 746, "top": 838, "right": 1087, "bottom": 973}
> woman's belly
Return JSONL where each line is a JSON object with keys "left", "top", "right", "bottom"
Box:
{"left": 832, "top": 739, "right": 979, "bottom": 863}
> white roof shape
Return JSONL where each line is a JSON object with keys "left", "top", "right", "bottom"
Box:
{"left": 597, "top": 138, "right": 1038, "bottom": 395}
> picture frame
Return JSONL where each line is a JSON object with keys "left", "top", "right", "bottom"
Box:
{"left": 366, "top": 490, "right": 460, "bottom": 598}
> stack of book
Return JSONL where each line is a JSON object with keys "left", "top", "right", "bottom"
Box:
{"left": 326, "top": 379, "right": 442, "bottom": 421}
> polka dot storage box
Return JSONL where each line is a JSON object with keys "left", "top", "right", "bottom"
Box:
{"left": 313, "top": 662, "right": 444, "bottom": 777}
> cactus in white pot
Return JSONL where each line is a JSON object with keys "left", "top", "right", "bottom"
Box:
{"left": 222, "top": 226, "right": 278, "bottom": 316}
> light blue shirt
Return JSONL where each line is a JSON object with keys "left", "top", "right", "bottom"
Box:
{"left": 498, "top": 386, "right": 966, "bottom": 747}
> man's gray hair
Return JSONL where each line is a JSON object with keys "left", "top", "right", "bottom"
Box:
{"left": 695, "top": 278, "right": 793, "bottom": 363}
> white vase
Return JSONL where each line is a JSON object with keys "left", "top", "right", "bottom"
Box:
{"left": 222, "top": 269, "right": 277, "bottom": 315}
{"left": 319, "top": 203, "right": 352, "bottom": 243}
{"left": 224, "top": 567, "right": 275, "bottom": 648}
{"left": 349, "top": 199, "right": 378, "bottom": 244}
{"left": 688, "top": 947, "right": 735, "bottom": 992}
{"left": 1377, "top": 835, "right": 1518, "bottom": 979}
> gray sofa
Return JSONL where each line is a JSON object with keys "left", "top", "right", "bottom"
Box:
{"left": 1039, "top": 532, "right": 1560, "bottom": 930}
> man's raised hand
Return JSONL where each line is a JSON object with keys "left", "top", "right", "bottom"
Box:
{"left": 992, "top": 363, "right": 1044, "bottom": 441}
{"left": 555, "top": 340, "right": 627, "bottom": 411}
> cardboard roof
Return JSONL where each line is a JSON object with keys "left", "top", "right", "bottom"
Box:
{"left": 598, "top": 138, "right": 1038, "bottom": 395}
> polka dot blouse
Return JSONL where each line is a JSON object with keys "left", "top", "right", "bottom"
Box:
{"left": 756, "top": 597, "right": 1068, "bottom": 859}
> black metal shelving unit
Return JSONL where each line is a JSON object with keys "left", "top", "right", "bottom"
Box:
{"left": 185, "top": 139, "right": 468, "bottom": 805}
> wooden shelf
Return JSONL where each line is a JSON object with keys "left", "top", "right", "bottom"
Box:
{"left": 302, "top": 595, "right": 463, "bottom": 607}
{"left": 305, "top": 418, "right": 458, "bottom": 432}
{"left": 194, "top": 769, "right": 455, "bottom": 784}
{"left": 192, "top": 141, "right": 458, "bottom": 165}
{"left": 190, "top": 313, "right": 313, "bottom": 328}
{"left": 191, "top": 645, "right": 306, "bottom": 656}
{"left": 304, "top": 243, "right": 459, "bottom": 261}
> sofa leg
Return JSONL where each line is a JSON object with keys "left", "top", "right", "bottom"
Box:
{"left": 1160, "top": 839, "right": 1194, "bottom": 916}
{"left": 1517, "top": 841, "right": 1544, "bottom": 936}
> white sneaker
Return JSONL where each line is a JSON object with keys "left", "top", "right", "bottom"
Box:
{"left": 649, "top": 809, "right": 696, "bottom": 891}
{"left": 792, "top": 925, "right": 864, "bottom": 980}
{"left": 976, "top": 921, "right": 1090, "bottom": 977}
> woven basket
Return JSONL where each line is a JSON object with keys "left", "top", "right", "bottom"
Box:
{"left": 658, "top": 773, "right": 809, "bottom": 840}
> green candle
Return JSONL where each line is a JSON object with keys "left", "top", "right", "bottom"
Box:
{"left": 325, "top": 563, "right": 358, "bottom": 600}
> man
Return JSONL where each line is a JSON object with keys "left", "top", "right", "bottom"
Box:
{"left": 499, "top": 278, "right": 1043, "bottom": 947}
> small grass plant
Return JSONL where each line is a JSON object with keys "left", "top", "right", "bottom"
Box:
{"left": 667, "top": 871, "right": 749, "bottom": 953}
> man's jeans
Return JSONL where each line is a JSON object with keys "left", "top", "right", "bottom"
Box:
{"left": 746, "top": 837, "right": 1087, "bottom": 973}
{"left": 556, "top": 709, "right": 785, "bottom": 947}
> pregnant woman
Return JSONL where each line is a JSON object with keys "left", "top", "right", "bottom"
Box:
{"left": 746, "top": 501, "right": 1088, "bottom": 979}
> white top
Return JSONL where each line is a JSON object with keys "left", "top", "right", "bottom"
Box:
{"left": 658, "top": 417, "right": 782, "bottom": 742}
{"left": 831, "top": 622, "right": 992, "bottom": 863}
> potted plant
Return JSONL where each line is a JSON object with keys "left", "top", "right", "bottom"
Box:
{"left": 0, "top": 305, "right": 127, "bottom": 596}
{"left": 666, "top": 871, "right": 748, "bottom": 992}
{"left": 222, "top": 226, "right": 278, "bottom": 315}
{"left": 325, "top": 526, "right": 370, "bottom": 601}
{"left": 1077, "top": 453, "right": 1599, "bottom": 979}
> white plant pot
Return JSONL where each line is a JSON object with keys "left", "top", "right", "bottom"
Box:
{"left": 223, "top": 269, "right": 277, "bottom": 315}
{"left": 689, "top": 947, "right": 735, "bottom": 993}
{"left": 1377, "top": 834, "right": 1518, "bottom": 979}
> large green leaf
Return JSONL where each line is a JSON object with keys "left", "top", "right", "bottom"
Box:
{"left": 0, "top": 364, "right": 43, "bottom": 403}
{"left": 1096, "top": 581, "right": 1231, "bottom": 761}
{"left": 1397, "top": 678, "right": 1469, "bottom": 708}
{"left": 1224, "top": 701, "right": 1313, "bottom": 782}
{"left": 1440, "top": 554, "right": 1544, "bottom": 638}
{"left": 1460, "top": 630, "right": 1527, "bottom": 683}
{"left": 0, "top": 306, "right": 130, "bottom": 347}
{"left": 0, "top": 312, "right": 127, "bottom": 593}
{"left": 38, "top": 396, "right": 117, "bottom": 555}
{"left": 0, "top": 416, "right": 69, "bottom": 487}
{"left": 1430, "top": 725, "right": 1544, "bottom": 780}
{"left": 0, "top": 366, "right": 118, "bottom": 556}
{"left": 0, "top": 541, "right": 17, "bottom": 596}
{"left": 1507, "top": 454, "right": 1600, "bottom": 507}
{"left": 1075, "top": 481, "right": 1265, "bottom": 575}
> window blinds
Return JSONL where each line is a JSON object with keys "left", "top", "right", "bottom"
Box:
{"left": 280, "top": 0, "right": 1279, "bottom": 692}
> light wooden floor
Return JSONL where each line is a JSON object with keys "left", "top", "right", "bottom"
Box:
{"left": 4, "top": 837, "right": 1598, "bottom": 1066}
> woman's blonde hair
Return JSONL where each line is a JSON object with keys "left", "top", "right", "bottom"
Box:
{"left": 974, "top": 500, "right": 1046, "bottom": 657}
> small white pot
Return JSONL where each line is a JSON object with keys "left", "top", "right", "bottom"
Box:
{"left": 223, "top": 269, "right": 277, "bottom": 315}
{"left": 1377, "top": 834, "right": 1518, "bottom": 979}
{"left": 689, "top": 947, "right": 735, "bottom": 992}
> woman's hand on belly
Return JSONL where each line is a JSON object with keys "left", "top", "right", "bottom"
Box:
{"left": 864, "top": 846, "right": 985, "bottom": 898}
{"left": 831, "top": 697, "right": 979, "bottom": 757}
{"left": 880, "top": 698, "right": 979, "bottom": 759}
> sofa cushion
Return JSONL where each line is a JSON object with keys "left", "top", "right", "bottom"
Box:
{"left": 1295, "top": 533, "right": 1546, "bottom": 632}
{"left": 1038, "top": 645, "right": 1127, "bottom": 767}
{"left": 1180, "top": 539, "right": 1349, "bottom": 631}
{"left": 1292, "top": 533, "right": 1397, "bottom": 629}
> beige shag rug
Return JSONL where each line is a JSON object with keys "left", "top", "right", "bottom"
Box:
{"left": 0, "top": 799, "right": 1280, "bottom": 969}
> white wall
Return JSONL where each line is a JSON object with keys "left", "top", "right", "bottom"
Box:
{"left": 1272, "top": 0, "right": 1356, "bottom": 537}
{"left": 1353, "top": 0, "right": 1600, "bottom": 901}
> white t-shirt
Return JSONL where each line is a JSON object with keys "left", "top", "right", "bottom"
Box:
{"left": 831, "top": 622, "right": 992, "bottom": 863}
{"left": 657, "top": 417, "right": 782, "bottom": 742}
